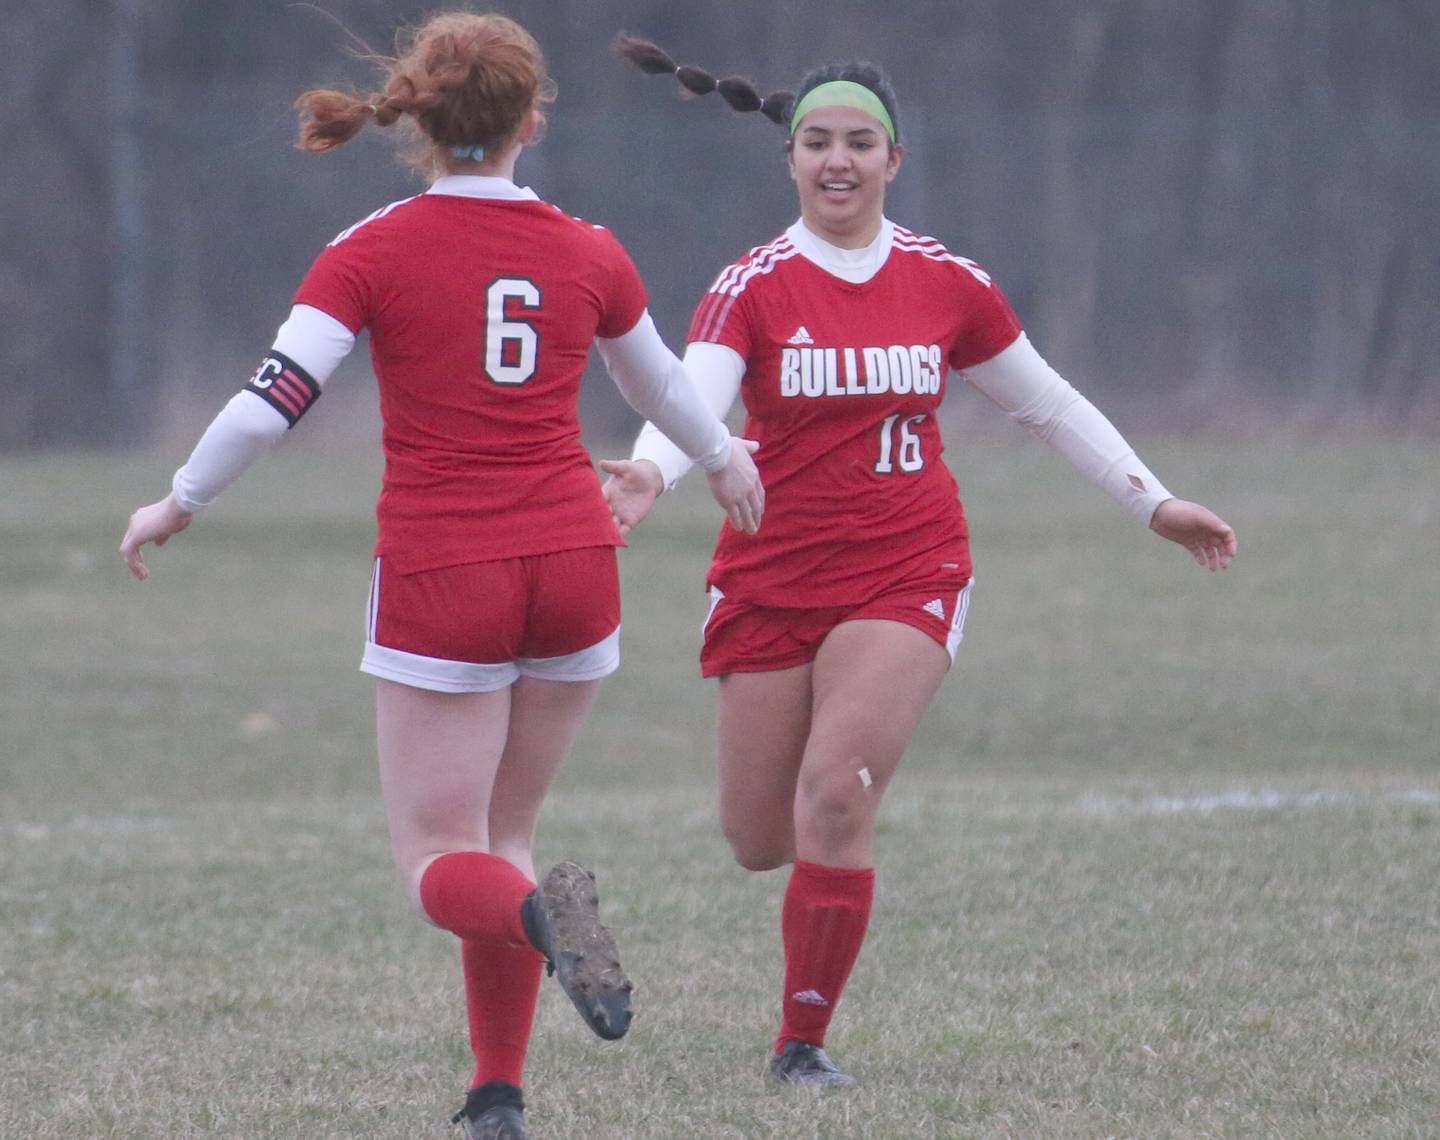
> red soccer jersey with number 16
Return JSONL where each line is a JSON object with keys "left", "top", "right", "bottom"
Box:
{"left": 688, "top": 224, "right": 1023, "bottom": 607}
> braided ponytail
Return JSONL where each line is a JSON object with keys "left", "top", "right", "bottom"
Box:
{"left": 295, "top": 14, "right": 553, "bottom": 168}
{"left": 295, "top": 89, "right": 389, "bottom": 153}
{"left": 612, "top": 34, "right": 793, "bottom": 126}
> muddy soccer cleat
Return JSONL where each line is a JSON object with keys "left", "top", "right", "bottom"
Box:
{"left": 521, "top": 860, "right": 633, "bottom": 1040}
{"left": 452, "top": 1081, "right": 528, "bottom": 1140}
{"left": 768, "top": 1039, "right": 857, "bottom": 1087}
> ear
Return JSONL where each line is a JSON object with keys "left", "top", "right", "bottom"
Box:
{"left": 517, "top": 107, "right": 542, "bottom": 146}
{"left": 786, "top": 139, "right": 798, "bottom": 184}
{"left": 885, "top": 142, "right": 904, "bottom": 183}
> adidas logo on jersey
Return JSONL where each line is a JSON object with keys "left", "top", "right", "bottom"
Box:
{"left": 791, "top": 989, "right": 829, "bottom": 1006}
{"left": 787, "top": 325, "right": 815, "bottom": 345}
{"left": 922, "top": 598, "right": 946, "bottom": 621}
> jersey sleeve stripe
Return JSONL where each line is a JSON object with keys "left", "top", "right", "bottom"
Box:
{"left": 709, "top": 235, "right": 794, "bottom": 298}
{"left": 720, "top": 246, "right": 798, "bottom": 297}
{"left": 696, "top": 293, "right": 741, "bottom": 344}
{"left": 892, "top": 234, "right": 994, "bottom": 287}
{"left": 693, "top": 242, "right": 799, "bottom": 343}
{"left": 328, "top": 196, "right": 420, "bottom": 247}
{"left": 707, "top": 242, "right": 798, "bottom": 300}
{"left": 692, "top": 234, "right": 800, "bottom": 344}
{"left": 692, "top": 293, "right": 727, "bottom": 343}
{"left": 712, "top": 261, "right": 745, "bottom": 297}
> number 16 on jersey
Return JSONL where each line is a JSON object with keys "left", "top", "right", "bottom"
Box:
{"left": 875, "top": 413, "right": 926, "bottom": 474}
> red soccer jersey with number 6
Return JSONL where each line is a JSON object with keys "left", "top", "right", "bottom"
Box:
{"left": 294, "top": 183, "right": 647, "bottom": 574}
{"left": 687, "top": 224, "right": 1022, "bottom": 607}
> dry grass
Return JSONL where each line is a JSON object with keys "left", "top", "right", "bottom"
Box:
{"left": 2, "top": 437, "right": 1437, "bottom": 1137}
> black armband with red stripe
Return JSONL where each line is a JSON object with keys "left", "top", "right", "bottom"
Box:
{"left": 244, "top": 350, "right": 321, "bottom": 427}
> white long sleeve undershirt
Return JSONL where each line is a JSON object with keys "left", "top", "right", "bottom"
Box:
{"left": 630, "top": 217, "right": 1172, "bottom": 526}
{"left": 172, "top": 305, "right": 730, "bottom": 513}
{"left": 633, "top": 342, "right": 744, "bottom": 491}
{"left": 172, "top": 304, "right": 352, "bottom": 511}
{"left": 594, "top": 313, "right": 731, "bottom": 473}
{"left": 961, "top": 334, "right": 1171, "bottom": 525}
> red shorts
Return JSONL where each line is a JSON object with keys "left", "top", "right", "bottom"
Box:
{"left": 700, "top": 575, "right": 974, "bottom": 677}
{"left": 361, "top": 546, "right": 620, "bottom": 693}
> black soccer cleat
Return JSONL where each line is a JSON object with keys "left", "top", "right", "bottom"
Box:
{"left": 521, "top": 860, "right": 633, "bottom": 1041}
{"left": 768, "top": 1039, "right": 857, "bottom": 1087}
{"left": 452, "top": 1081, "right": 528, "bottom": 1140}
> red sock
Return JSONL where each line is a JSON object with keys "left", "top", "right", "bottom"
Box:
{"left": 461, "top": 936, "right": 544, "bottom": 1088}
{"left": 776, "top": 860, "right": 875, "bottom": 1053}
{"left": 419, "top": 852, "right": 545, "bottom": 1089}
{"left": 418, "top": 850, "right": 533, "bottom": 945}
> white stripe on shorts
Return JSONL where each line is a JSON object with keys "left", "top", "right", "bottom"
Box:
{"left": 702, "top": 585, "right": 725, "bottom": 637}
{"left": 516, "top": 628, "right": 620, "bottom": 682}
{"left": 944, "top": 579, "right": 974, "bottom": 662}
{"left": 365, "top": 558, "right": 382, "bottom": 642}
{"left": 361, "top": 642, "right": 522, "bottom": 693}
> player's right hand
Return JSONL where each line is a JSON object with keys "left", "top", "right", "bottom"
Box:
{"left": 599, "top": 457, "right": 666, "bottom": 537}
{"left": 120, "top": 493, "right": 194, "bottom": 581}
{"left": 705, "top": 437, "right": 764, "bottom": 535}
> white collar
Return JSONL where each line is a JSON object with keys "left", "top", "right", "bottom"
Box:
{"left": 785, "top": 217, "right": 894, "bottom": 284}
{"left": 426, "top": 175, "right": 540, "bottom": 201}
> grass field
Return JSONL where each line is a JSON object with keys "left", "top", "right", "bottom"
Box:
{"left": 2, "top": 436, "right": 1438, "bottom": 1139}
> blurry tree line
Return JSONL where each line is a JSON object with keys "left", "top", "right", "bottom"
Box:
{"left": 3, "top": 0, "right": 1437, "bottom": 451}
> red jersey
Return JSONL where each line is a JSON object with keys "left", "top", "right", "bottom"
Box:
{"left": 687, "top": 221, "right": 1022, "bottom": 606}
{"left": 295, "top": 180, "right": 647, "bottom": 574}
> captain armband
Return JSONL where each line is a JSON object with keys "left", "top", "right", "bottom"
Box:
{"left": 244, "top": 349, "right": 321, "bottom": 427}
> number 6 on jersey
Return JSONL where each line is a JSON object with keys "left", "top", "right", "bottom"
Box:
{"left": 485, "top": 277, "right": 541, "bottom": 385}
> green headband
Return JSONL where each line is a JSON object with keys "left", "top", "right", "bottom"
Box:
{"left": 789, "top": 80, "right": 896, "bottom": 142}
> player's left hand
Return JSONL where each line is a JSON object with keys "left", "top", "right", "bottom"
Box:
{"left": 120, "top": 493, "right": 194, "bottom": 580}
{"left": 1149, "top": 498, "right": 1237, "bottom": 571}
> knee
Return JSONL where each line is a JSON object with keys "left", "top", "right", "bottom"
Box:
{"left": 729, "top": 840, "right": 790, "bottom": 873}
{"left": 795, "top": 768, "right": 872, "bottom": 850}
{"left": 720, "top": 818, "right": 792, "bottom": 872}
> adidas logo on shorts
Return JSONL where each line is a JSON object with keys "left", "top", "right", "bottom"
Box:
{"left": 922, "top": 598, "right": 946, "bottom": 621}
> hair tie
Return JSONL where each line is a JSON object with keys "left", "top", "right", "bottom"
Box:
{"left": 452, "top": 144, "right": 486, "bottom": 161}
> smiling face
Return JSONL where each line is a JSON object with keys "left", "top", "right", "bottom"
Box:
{"left": 787, "top": 103, "right": 904, "bottom": 249}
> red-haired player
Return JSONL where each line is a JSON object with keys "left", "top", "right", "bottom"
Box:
{"left": 606, "top": 41, "right": 1236, "bottom": 1087}
{"left": 120, "top": 14, "right": 762, "bottom": 1139}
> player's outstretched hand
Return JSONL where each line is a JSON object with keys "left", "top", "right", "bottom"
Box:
{"left": 705, "top": 438, "right": 764, "bottom": 535}
{"left": 599, "top": 457, "right": 665, "bottom": 537}
{"left": 120, "top": 493, "right": 194, "bottom": 581}
{"left": 1150, "top": 498, "right": 1237, "bottom": 571}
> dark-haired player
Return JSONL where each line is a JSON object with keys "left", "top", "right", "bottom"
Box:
{"left": 605, "top": 38, "right": 1236, "bottom": 1087}
{"left": 120, "top": 14, "right": 763, "bottom": 1140}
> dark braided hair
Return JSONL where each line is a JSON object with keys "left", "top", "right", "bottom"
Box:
{"left": 612, "top": 34, "right": 794, "bottom": 125}
{"left": 613, "top": 34, "right": 900, "bottom": 144}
